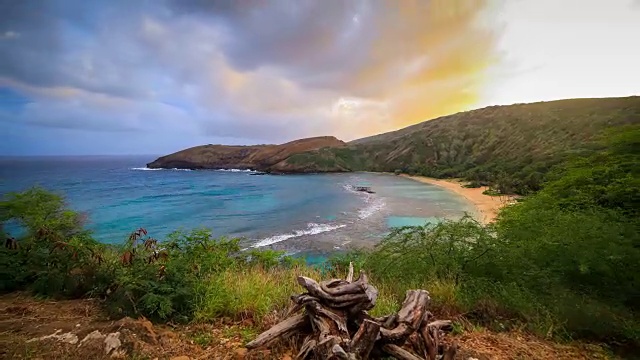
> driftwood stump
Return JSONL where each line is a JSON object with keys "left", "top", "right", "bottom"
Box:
{"left": 246, "top": 263, "right": 457, "bottom": 359}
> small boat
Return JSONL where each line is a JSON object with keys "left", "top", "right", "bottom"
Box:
{"left": 353, "top": 186, "right": 375, "bottom": 194}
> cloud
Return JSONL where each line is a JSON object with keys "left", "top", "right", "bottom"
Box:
{"left": 0, "top": 0, "right": 500, "bottom": 154}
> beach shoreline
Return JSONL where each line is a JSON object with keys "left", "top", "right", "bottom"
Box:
{"left": 398, "top": 174, "right": 517, "bottom": 224}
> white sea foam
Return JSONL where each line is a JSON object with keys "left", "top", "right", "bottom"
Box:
{"left": 215, "top": 168, "right": 255, "bottom": 172}
{"left": 342, "top": 184, "right": 359, "bottom": 193}
{"left": 342, "top": 183, "right": 386, "bottom": 219}
{"left": 358, "top": 197, "right": 385, "bottom": 219}
{"left": 130, "top": 167, "right": 162, "bottom": 171}
{"left": 130, "top": 167, "right": 192, "bottom": 171}
{"left": 252, "top": 222, "right": 346, "bottom": 248}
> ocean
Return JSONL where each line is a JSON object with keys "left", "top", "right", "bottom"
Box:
{"left": 0, "top": 156, "right": 475, "bottom": 257}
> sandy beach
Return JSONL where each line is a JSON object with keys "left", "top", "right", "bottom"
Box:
{"left": 399, "top": 175, "right": 517, "bottom": 224}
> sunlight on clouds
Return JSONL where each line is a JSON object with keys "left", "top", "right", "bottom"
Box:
{"left": 2, "top": 0, "right": 638, "bottom": 153}
{"left": 202, "top": 0, "right": 500, "bottom": 140}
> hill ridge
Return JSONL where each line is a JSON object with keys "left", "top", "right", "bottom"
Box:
{"left": 149, "top": 96, "right": 640, "bottom": 193}
{"left": 147, "top": 135, "right": 347, "bottom": 172}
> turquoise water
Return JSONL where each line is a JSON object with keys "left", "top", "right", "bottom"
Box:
{"left": 0, "top": 156, "right": 475, "bottom": 253}
{"left": 386, "top": 216, "right": 440, "bottom": 228}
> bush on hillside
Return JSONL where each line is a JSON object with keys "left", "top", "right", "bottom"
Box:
{"left": 365, "top": 216, "right": 494, "bottom": 286}
{"left": 339, "top": 126, "right": 640, "bottom": 347}
{"left": 100, "top": 228, "right": 308, "bottom": 322}
{"left": 0, "top": 187, "right": 104, "bottom": 297}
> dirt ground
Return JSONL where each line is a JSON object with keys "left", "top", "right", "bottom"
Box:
{"left": 0, "top": 293, "right": 614, "bottom": 360}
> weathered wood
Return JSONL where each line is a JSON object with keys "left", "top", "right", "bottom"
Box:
{"left": 331, "top": 344, "right": 349, "bottom": 360}
{"left": 427, "top": 320, "right": 453, "bottom": 332}
{"left": 315, "top": 337, "right": 341, "bottom": 359}
{"left": 305, "top": 300, "right": 349, "bottom": 334}
{"left": 321, "top": 278, "right": 350, "bottom": 289}
{"left": 380, "top": 290, "right": 430, "bottom": 343}
{"left": 363, "top": 283, "right": 378, "bottom": 309}
{"left": 380, "top": 323, "right": 412, "bottom": 342}
{"left": 249, "top": 274, "right": 460, "bottom": 360}
{"left": 396, "top": 290, "right": 430, "bottom": 329}
{"left": 443, "top": 342, "right": 459, "bottom": 360}
{"left": 285, "top": 304, "right": 302, "bottom": 318}
{"left": 420, "top": 325, "right": 437, "bottom": 360}
{"left": 383, "top": 313, "right": 398, "bottom": 329}
{"left": 382, "top": 344, "right": 424, "bottom": 360}
{"left": 349, "top": 319, "right": 380, "bottom": 359}
{"left": 296, "top": 336, "right": 316, "bottom": 360}
{"left": 246, "top": 313, "right": 307, "bottom": 349}
{"left": 297, "top": 276, "right": 371, "bottom": 305}
{"left": 321, "top": 281, "right": 365, "bottom": 297}
{"left": 408, "top": 332, "right": 427, "bottom": 359}
{"left": 330, "top": 296, "right": 371, "bottom": 309}
{"left": 346, "top": 262, "right": 354, "bottom": 283}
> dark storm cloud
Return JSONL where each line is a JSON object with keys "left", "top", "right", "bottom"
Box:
{"left": 0, "top": 1, "right": 214, "bottom": 100}
{"left": 167, "top": 0, "right": 375, "bottom": 90}
{"left": 0, "top": 1, "right": 65, "bottom": 88}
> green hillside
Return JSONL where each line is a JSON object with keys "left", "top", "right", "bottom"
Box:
{"left": 286, "top": 96, "right": 640, "bottom": 194}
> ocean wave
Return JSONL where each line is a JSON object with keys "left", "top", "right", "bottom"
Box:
{"left": 342, "top": 184, "right": 361, "bottom": 194}
{"left": 341, "top": 183, "right": 386, "bottom": 219}
{"left": 252, "top": 222, "right": 346, "bottom": 248}
{"left": 130, "top": 167, "right": 192, "bottom": 171}
{"left": 131, "top": 167, "right": 162, "bottom": 171}
{"left": 215, "top": 169, "right": 255, "bottom": 172}
{"left": 358, "top": 197, "right": 386, "bottom": 219}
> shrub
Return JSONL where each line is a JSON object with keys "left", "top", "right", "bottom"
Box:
{"left": 101, "top": 228, "right": 242, "bottom": 321}
{"left": 463, "top": 181, "right": 482, "bottom": 188}
{"left": 0, "top": 187, "right": 104, "bottom": 297}
{"left": 364, "top": 216, "right": 495, "bottom": 286}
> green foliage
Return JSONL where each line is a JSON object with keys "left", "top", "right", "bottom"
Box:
{"left": 0, "top": 187, "right": 103, "bottom": 297}
{"left": 101, "top": 228, "right": 236, "bottom": 321}
{"left": 490, "top": 126, "right": 640, "bottom": 343}
{"left": 326, "top": 248, "right": 368, "bottom": 276}
{"left": 195, "top": 266, "right": 323, "bottom": 324}
{"left": 366, "top": 216, "right": 494, "bottom": 286}
{"left": 242, "top": 248, "right": 304, "bottom": 268}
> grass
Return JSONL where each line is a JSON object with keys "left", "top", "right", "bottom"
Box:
{"left": 195, "top": 265, "right": 322, "bottom": 324}
{"left": 193, "top": 264, "right": 416, "bottom": 330}
{"left": 188, "top": 259, "right": 629, "bottom": 349}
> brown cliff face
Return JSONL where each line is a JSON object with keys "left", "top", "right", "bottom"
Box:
{"left": 146, "top": 136, "right": 347, "bottom": 172}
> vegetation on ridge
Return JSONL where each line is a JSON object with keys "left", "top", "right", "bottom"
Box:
{"left": 286, "top": 96, "right": 640, "bottom": 194}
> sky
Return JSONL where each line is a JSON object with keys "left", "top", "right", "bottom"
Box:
{"left": 0, "top": 0, "right": 639, "bottom": 156}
